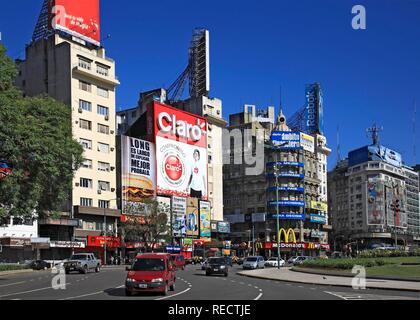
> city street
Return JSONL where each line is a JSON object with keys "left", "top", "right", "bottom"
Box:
{"left": 0, "top": 265, "right": 418, "bottom": 300}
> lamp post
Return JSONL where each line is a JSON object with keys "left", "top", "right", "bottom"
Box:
{"left": 274, "top": 151, "right": 281, "bottom": 270}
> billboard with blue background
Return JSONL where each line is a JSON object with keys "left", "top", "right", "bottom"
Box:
{"left": 305, "top": 83, "right": 324, "bottom": 135}
{"left": 271, "top": 131, "right": 301, "bottom": 149}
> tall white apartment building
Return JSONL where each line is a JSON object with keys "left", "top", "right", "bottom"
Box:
{"left": 15, "top": 34, "right": 121, "bottom": 256}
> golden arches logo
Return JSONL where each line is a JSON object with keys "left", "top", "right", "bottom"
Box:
{"left": 278, "top": 228, "right": 297, "bottom": 243}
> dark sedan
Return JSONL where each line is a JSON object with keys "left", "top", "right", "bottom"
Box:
{"left": 30, "top": 260, "right": 51, "bottom": 270}
{"left": 205, "top": 257, "right": 229, "bottom": 277}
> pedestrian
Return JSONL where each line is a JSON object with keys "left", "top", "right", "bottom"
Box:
{"left": 110, "top": 256, "right": 114, "bottom": 265}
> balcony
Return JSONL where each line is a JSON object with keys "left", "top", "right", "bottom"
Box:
{"left": 38, "top": 217, "right": 81, "bottom": 227}
{"left": 73, "top": 64, "right": 120, "bottom": 87}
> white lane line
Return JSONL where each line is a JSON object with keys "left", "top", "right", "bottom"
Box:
{"left": 0, "top": 283, "right": 71, "bottom": 298}
{"left": 254, "top": 286, "right": 258, "bottom": 289}
{"left": 0, "top": 281, "right": 26, "bottom": 288}
{"left": 155, "top": 287, "right": 192, "bottom": 301}
{"left": 324, "top": 291, "right": 350, "bottom": 300}
{"left": 60, "top": 285, "right": 125, "bottom": 301}
{"left": 254, "top": 292, "right": 263, "bottom": 300}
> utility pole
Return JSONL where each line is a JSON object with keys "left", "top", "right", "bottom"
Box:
{"left": 275, "top": 151, "right": 281, "bottom": 269}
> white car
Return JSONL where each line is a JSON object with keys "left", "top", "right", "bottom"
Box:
{"left": 242, "top": 256, "right": 265, "bottom": 270}
{"left": 264, "top": 257, "right": 285, "bottom": 267}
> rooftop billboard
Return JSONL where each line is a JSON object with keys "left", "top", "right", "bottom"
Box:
{"left": 49, "top": 0, "right": 101, "bottom": 46}
{"left": 148, "top": 102, "right": 208, "bottom": 200}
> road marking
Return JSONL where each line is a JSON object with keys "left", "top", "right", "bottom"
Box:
{"left": 155, "top": 287, "right": 192, "bottom": 301}
{"left": 324, "top": 291, "right": 418, "bottom": 301}
{"left": 254, "top": 286, "right": 258, "bottom": 289}
{"left": 254, "top": 292, "right": 263, "bottom": 300}
{"left": 0, "top": 281, "right": 26, "bottom": 288}
{"left": 60, "top": 285, "right": 125, "bottom": 300}
{"left": 0, "top": 283, "right": 71, "bottom": 298}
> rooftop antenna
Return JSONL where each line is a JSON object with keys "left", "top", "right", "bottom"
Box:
{"left": 366, "top": 123, "right": 383, "bottom": 146}
{"left": 337, "top": 125, "right": 341, "bottom": 163}
{"left": 279, "top": 85, "right": 283, "bottom": 114}
{"left": 413, "top": 99, "right": 417, "bottom": 163}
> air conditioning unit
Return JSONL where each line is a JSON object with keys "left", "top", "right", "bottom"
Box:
{"left": 75, "top": 183, "right": 80, "bottom": 187}
{"left": 78, "top": 107, "right": 83, "bottom": 113}
{"left": 217, "top": 110, "right": 221, "bottom": 115}
{"left": 111, "top": 188, "right": 116, "bottom": 192}
{"left": 111, "top": 147, "right": 115, "bottom": 152}
{"left": 110, "top": 130, "right": 114, "bottom": 134}
{"left": 110, "top": 167, "right": 115, "bottom": 171}
{"left": 97, "top": 190, "right": 102, "bottom": 195}
{"left": 105, "top": 115, "right": 109, "bottom": 121}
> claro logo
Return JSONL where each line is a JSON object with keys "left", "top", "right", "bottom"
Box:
{"left": 164, "top": 155, "right": 183, "bottom": 182}
{"left": 157, "top": 112, "right": 206, "bottom": 142}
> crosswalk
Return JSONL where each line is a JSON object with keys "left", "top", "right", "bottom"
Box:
{"left": 324, "top": 291, "right": 420, "bottom": 300}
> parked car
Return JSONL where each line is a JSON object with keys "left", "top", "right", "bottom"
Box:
{"left": 264, "top": 257, "right": 285, "bottom": 268}
{"left": 242, "top": 256, "right": 265, "bottom": 270}
{"left": 125, "top": 253, "right": 176, "bottom": 296}
{"left": 293, "top": 256, "right": 314, "bottom": 265}
{"left": 30, "top": 260, "right": 51, "bottom": 270}
{"left": 63, "top": 253, "right": 101, "bottom": 274}
{"left": 237, "top": 258, "right": 245, "bottom": 265}
{"left": 171, "top": 254, "right": 186, "bottom": 270}
{"left": 205, "top": 257, "right": 229, "bottom": 277}
{"left": 287, "top": 256, "right": 298, "bottom": 264}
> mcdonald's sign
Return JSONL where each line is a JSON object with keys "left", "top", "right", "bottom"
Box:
{"left": 278, "top": 228, "right": 297, "bottom": 243}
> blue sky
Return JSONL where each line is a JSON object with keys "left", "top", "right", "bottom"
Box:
{"left": 0, "top": 0, "right": 419, "bottom": 169}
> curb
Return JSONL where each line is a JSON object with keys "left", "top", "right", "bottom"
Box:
{"left": 291, "top": 267, "right": 420, "bottom": 283}
{"left": 0, "top": 269, "right": 35, "bottom": 276}
{"left": 237, "top": 271, "right": 420, "bottom": 293}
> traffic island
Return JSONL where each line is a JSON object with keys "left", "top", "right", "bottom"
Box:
{"left": 237, "top": 267, "right": 420, "bottom": 292}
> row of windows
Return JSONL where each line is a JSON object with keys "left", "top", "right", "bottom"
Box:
{"left": 79, "top": 80, "right": 109, "bottom": 98}
{"left": 79, "top": 119, "right": 111, "bottom": 135}
{"left": 79, "top": 138, "right": 111, "bottom": 153}
{"left": 80, "top": 198, "right": 110, "bottom": 208}
{"left": 78, "top": 57, "right": 110, "bottom": 77}
{"left": 79, "top": 178, "right": 111, "bottom": 191}
{"left": 81, "top": 160, "right": 112, "bottom": 172}
{"left": 79, "top": 100, "right": 109, "bottom": 116}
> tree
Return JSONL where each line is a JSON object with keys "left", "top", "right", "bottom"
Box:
{"left": 0, "top": 44, "right": 84, "bottom": 220}
{"left": 120, "top": 198, "right": 171, "bottom": 253}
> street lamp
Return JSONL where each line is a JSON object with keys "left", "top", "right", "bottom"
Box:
{"left": 103, "top": 197, "right": 119, "bottom": 265}
{"left": 274, "top": 152, "right": 281, "bottom": 270}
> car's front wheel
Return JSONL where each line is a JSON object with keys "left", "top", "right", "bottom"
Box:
{"left": 82, "top": 265, "right": 88, "bottom": 274}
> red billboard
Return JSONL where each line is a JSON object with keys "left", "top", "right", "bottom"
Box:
{"left": 147, "top": 102, "right": 208, "bottom": 200}
{"left": 87, "top": 236, "right": 121, "bottom": 248}
{"left": 49, "top": 0, "right": 101, "bottom": 46}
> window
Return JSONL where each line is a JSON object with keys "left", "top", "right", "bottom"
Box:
{"left": 78, "top": 57, "right": 91, "bottom": 70}
{"left": 98, "top": 161, "right": 110, "bottom": 172}
{"left": 131, "top": 111, "right": 137, "bottom": 118}
{"left": 79, "top": 99, "right": 92, "bottom": 112}
{"left": 97, "top": 123, "right": 109, "bottom": 135}
{"left": 98, "top": 142, "right": 110, "bottom": 153}
{"left": 80, "top": 178, "right": 93, "bottom": 189}
{"left": 79, "top": 80, "right": 91, "bottom": 92}
{"left": 98, "top": 181, "right": 110, "bottom": 191}
{"left": 79, "top": 119, "right": 92, "bottom": 130}
{"left": 80, "top": 198, "right": 93, "bottom": 207}
{"left": 97, "top": 86, "right": 109, "bottom": 98}
{"left": 96, "top": 64, "right": 109, "bottom": 76}
{"left": 80, "top": 138, "right": 92, "bottom": 150}
{"left": 81, "top": 159, "right": 92, "bottom": 169}
{"left": 99, "top": 200, "right": 110, "bottom": 209}
{"left": 97, "top": 105, "right": 109, "bottom": 116}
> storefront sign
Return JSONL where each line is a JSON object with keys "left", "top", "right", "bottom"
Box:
{"left": 217, "top": 221, "right": 230, "bottom": 234}
{"left": 50, "top": 241, "right": 85, "bottom": 248}
{"left": 310, "top": 214, "right": 327, "bottom": 224}
{"left": 310, "top": 201, "right": 328, "bottom": 212}
{"left": 268, "top": 213, "right": 305, "bottom": 220}
{"left": 87, "top": 236, "right": 121, "bottom": 248}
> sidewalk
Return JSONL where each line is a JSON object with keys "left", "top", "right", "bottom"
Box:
{"left": 237, "top": 267, "right": 420, "bottom": 292}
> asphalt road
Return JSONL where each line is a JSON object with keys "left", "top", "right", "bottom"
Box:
{"left": 0, "top": 265, "right": 418, "bottom": 300}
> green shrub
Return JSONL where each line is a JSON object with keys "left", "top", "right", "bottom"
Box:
{"left": 0, "top": 264, "right": 30, "bottom": 272}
